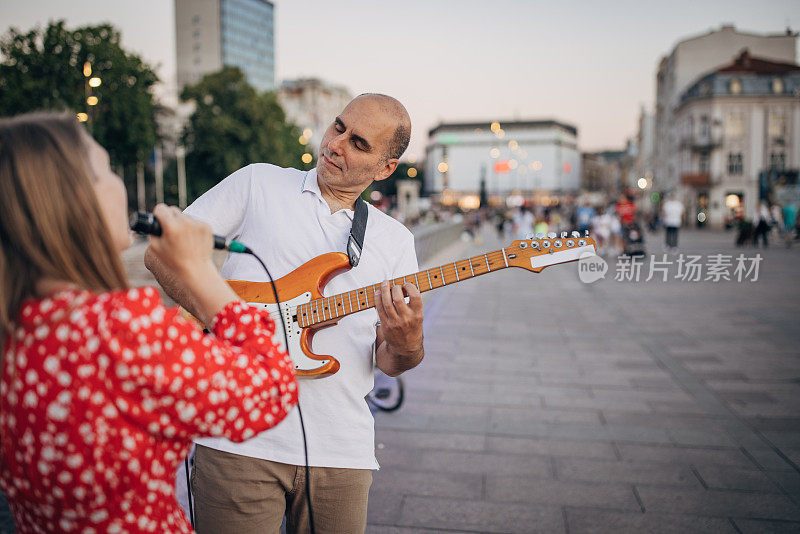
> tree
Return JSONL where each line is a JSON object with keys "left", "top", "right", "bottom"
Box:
{"left": 180, "top": 67, "right": 306, "bottom": 199}
{"left": 0, "top": 21, "right": 159, "bottom": 169}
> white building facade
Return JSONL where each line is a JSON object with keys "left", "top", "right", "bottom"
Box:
{"left": 674, "top": 51, "right": 800, "bottom": 227}
{"left": 425, "top": 120, "right": 581, "bottom": 200}
{"left": 654, "top": 25, "right": 796, "bottom": 193}
{"left": 277, "top": 78, "right": 353, "bottom": 155}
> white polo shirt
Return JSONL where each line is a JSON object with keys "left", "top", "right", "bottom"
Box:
{"left": 185, "top": 164, "right": 418, "bottom": 469}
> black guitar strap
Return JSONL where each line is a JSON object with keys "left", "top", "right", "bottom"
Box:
{"left": 347, "top": 198, "right": 368, "bottom": 267}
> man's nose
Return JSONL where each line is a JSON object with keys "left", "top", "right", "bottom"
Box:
{"left": 327, "top": 133, "right": 345, "bottom": 155}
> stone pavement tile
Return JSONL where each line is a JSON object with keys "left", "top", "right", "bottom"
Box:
{"left": 438, "top": 389, "right": 543, "bottom": 408}
{"left": 604, "top": 424, "right": 673, "bottom": 444}
{"left": 366, "top": 491, "right": 404, "bottom": 527}
{"left": 694, "top": 465, "right": 784, "bottom": 492}
{"left": 743, "top": 448, "right": 799, "bottom": 471}
{"left": 485, "top": 436, "right": 617, "bottom": 460}
{"left": 366, "top": 526, "right": 474, "bottom": 534}
{"left": 601, "top": 411, "right": 724, "bottom": 430}
{"left": 556, "top": 456, "right": 701, "bottom": 488}
{"left": 746, "top": 418, "right": 800, "bottom": 432}
{"left": 541, "top": 394, "right": 653, "bottom": 413}
{"left": 615, "top": 443, "right": 757, "bottom": 468}
{"left": 667, "top": 427, "right": 738, "bottom": 447}
{"left": 397, "top": 496, "right": 565, "bottom": 533}
{"left": 732, "top": 518, "right": 800, "bottom": 534}
{"left": 486, "top": 476, "right": 640, "bottom": 510}
{"left": 490, "top": 406, "right": 602, "bottom": 426}
{"left": 784, "top": 449, "right": 800, "bottom": 466}
{"left": 565, "top": 509, "right": 737, "bottom": 534}
{"left": 635, "top": 487, "right": 800, "bottom": 520}
{"left": 372, "top": 468, "right": 483, "bottom": 500}
{"left": 762, "top": 432, "right": 800, "bottom": 449}
{"left": 646, "top": 399, "right": 712, "bottom": 415}
{"left": 720, "top": 392, "right": 779, "bottom": 407}
{"left": 417, "top": 450, "right": 552, "bottom": 477}
{"left": 374, "top": 429, "right": 486, "bottom": 453}
{"left": 375, "top": 447, "right": 425, "bottom": 469}
{"left": 592, "top": 387, "right": 693, "bottom": 402}
{"left": 766, "top": 470, "right": 800, "bottom": 496}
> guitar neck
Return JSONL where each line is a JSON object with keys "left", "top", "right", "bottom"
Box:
{"left": 296, "top": 247, "right": 512, "bottom": 328}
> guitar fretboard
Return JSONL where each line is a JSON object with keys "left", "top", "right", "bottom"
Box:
{"left": 295, "top": 247, "right": 511, "bottom": 328}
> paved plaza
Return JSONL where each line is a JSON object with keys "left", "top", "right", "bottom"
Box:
{"left": 367, "top": 227, "right": 800, "bottom": 533}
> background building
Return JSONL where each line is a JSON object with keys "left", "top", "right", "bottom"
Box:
{"left": 674, "top": 50, "right": 800, "bottom": 227}
{"left": 277, "top": 78, "right": 353, "bottom": 154}
{"left": 654, "top": 25, "right": 796, "bottom": 193}
{"left": 425, "top": 120, "right": 580, "bottom": 204}
{"left": 175, "top": 0, "right": 275, "bottom": 92}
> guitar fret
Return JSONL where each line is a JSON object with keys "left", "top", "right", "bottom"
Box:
{"left": 347, "top": 291, "right": 354, "bottom": 314}
{"left": 414, "top": 272, "right": 420, "bottom": 290}
{"left": 440, "top": 266, "right": 446, "bottom": 285}
{"left": 426, "top": 269, "right": 432, "bottom": 290}
{"left": 501, "top": 248, "right": 509, "bottom": 267}
{"left": 454, "top": 262, "right": 459, "bottom": 281}
{"left": 484, "top": 253, "right": 491, "bottom": 271}
{"left": 468, "top": 258, "right": 474, "bottom": 277}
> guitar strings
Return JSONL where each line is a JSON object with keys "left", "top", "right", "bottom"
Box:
{"left": 297, "top": 247, "right": 514, "bottom": 326}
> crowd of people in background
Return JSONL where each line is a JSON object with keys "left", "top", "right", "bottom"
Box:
{"left": 442, "top": 192, "right": 800, "bottom": 256}
{"left": 734, "top": 200, "right": 798, "bottom": 248}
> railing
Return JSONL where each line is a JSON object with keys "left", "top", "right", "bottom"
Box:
{"left": 410, "top": 220, "right": 464, "bottom": 265}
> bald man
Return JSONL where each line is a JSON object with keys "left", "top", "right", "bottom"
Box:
{"left": 146, "top": 94, "right": 423, "bottom": 533}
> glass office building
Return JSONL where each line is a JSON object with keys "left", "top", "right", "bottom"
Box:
{"left": 220, "top": 0, "right": 274, "bottom": 91}
{"left": 175, "top": 0, "right": 275, "bottom": 92}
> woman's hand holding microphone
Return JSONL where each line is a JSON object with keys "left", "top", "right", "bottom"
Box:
{"left": 146, "top": 204, "right": 239, "bottom": 326}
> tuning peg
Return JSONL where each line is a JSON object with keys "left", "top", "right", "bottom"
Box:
{"left": 571, "top": 231, "right": 580, "bottom": 238}
{"left": 560, "top": 232, "right": 568, "bottom": 239}
{"left": 585, "top": 230, "right": 590, "bottom": 237}
{"left": 535, "top": 233, "right": 545, "bottom": 239}
{"left": 547, "top": 232, "right": 556, "bottom": 239}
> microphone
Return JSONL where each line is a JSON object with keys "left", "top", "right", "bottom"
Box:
{"left": 129, "top": 211, "right": 249, "bottom": 253}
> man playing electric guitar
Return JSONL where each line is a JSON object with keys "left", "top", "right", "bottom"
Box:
{"left": 145, "top": 94, "right": 423, "bottom": 533}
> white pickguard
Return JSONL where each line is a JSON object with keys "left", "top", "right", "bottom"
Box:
{"left": 245, "top": 292, "right": 329, "bottom": 373}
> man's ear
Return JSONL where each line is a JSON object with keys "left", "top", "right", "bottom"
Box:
{"left": 374, "top": 158, "right": 399, "bottom": 182}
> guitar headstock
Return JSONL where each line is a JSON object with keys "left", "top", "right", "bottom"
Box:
{"left": 505, "top": 231, "right": 597, "bottom": 272}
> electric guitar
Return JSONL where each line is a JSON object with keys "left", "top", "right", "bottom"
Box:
{"left": 188, "top": 231, "right": 596, "bottom": 378}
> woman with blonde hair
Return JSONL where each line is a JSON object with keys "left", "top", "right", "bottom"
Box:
{"left": 0, "top": 112, "right": 298, "bottom": 532}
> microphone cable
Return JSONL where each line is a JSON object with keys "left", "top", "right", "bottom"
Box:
{"left": 130, "top": 213, "right": 315, "bottom": 533}
{"left": 242, "top": 246, "right": 316, "bottom": 534}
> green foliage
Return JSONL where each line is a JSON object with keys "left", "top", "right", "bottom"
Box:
{"left": 0, "top": 20, "right": 159, "bottom": 167}
{"left": 180, "top": 67, "right": 307, "bottom": 199}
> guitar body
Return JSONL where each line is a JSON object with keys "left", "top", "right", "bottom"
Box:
{"left": 228, "top": 252, "right": 351, "bottom": 379}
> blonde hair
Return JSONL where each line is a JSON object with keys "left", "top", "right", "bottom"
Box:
{"left": 0, "top": 112, "right": 128, "bottom": 348}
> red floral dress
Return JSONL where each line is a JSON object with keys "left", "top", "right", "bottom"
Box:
{"left": 0, "top": 287, "right": 297, "bottom": 533}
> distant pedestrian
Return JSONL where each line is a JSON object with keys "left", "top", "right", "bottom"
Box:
{"left": 752, "top": 202, "right": 772, "bottom": 248}
{"left": 782, "top": 203, "right": 797, "bottom": 248}
{"left": 662, "top": 195, "right": 684, "bottom": 252}
{"left": 576, "top": 202, "right": 595, "bottom": 234}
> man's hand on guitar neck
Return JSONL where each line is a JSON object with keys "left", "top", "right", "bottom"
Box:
{"left": 374, "top": 280, "right": 424, "bottom": 377}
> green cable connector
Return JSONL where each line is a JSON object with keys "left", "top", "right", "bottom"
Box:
{"left": 228, "top": 240, "right": 249, "bottom": 254}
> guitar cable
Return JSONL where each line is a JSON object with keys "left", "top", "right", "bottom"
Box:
{"left": 129, "top": 213, "right": 315, "bottom": 533}
{"left": 243, "top": 247, "right": 316, "bottom": 534}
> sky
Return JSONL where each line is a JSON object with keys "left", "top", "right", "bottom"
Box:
{"left": 1, "top": 0, "right": 799, "bottom": 160}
